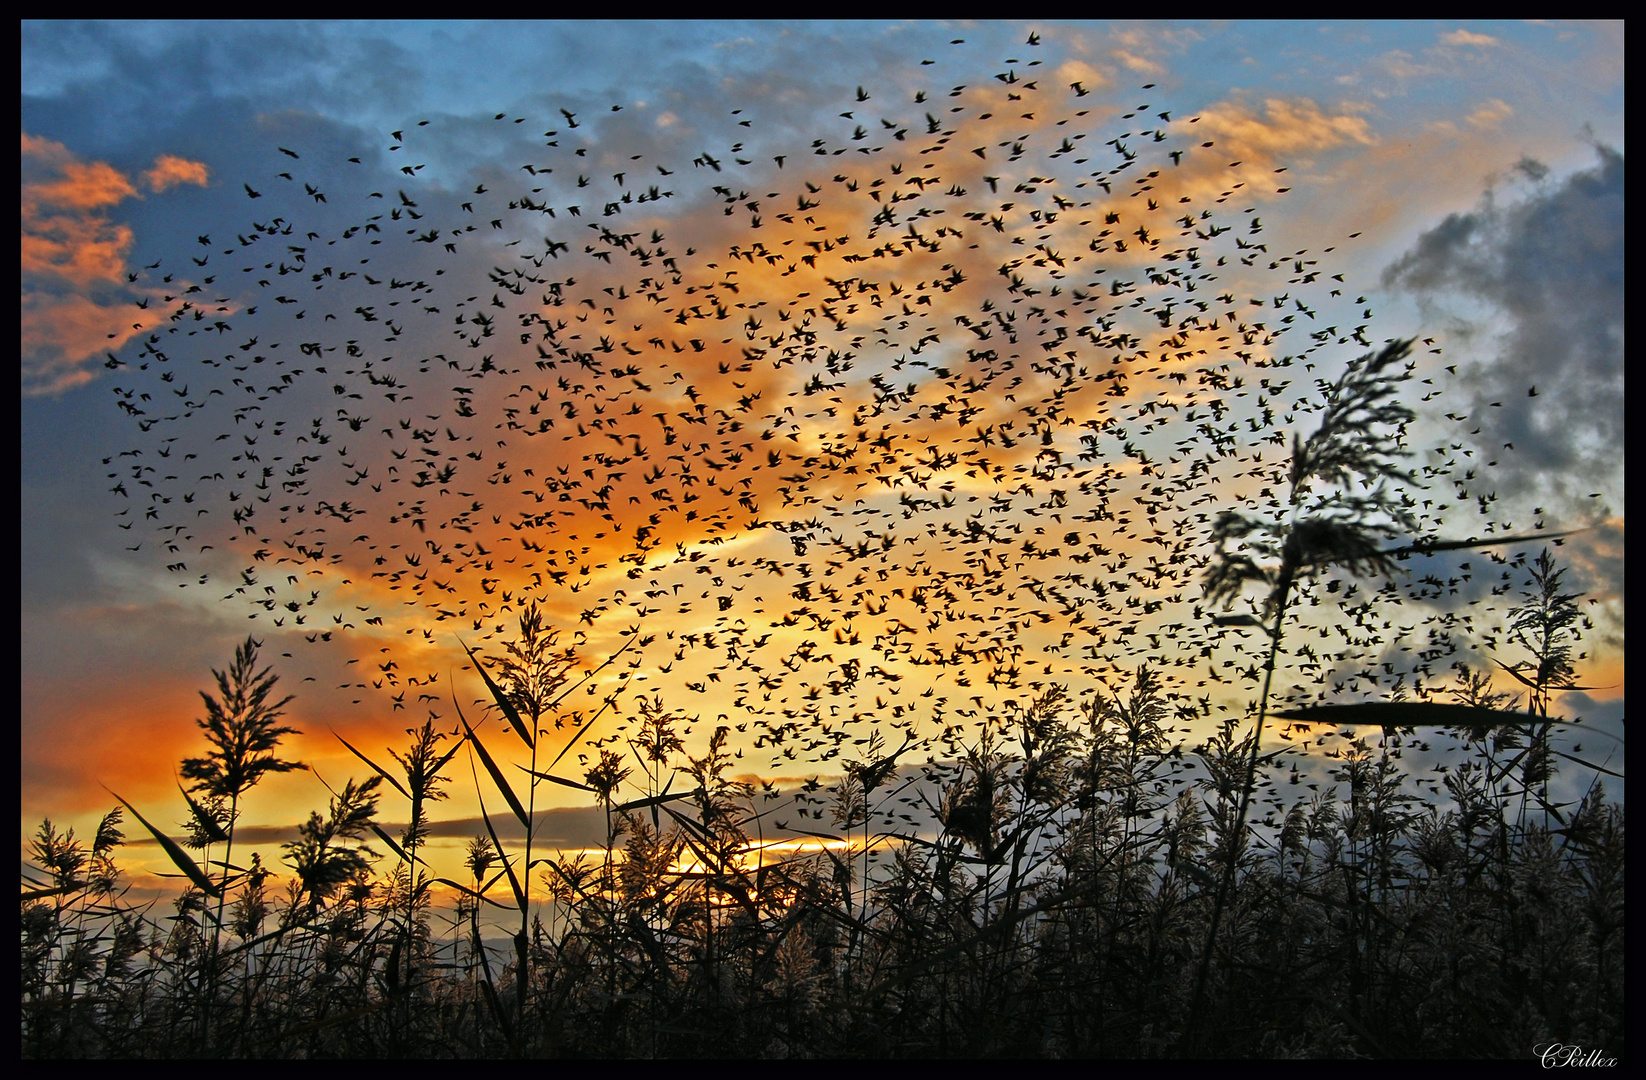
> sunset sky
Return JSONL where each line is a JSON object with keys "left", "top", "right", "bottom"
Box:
{"left": 22, "top": 20, "right": 1624, "bottom": 900}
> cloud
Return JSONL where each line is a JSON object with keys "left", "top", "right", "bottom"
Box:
{"left": 1465, "top": 98, "right": 1513, "bottom": 129}
{"left": 1113, "top": 49, "right": 1164, "bottom": 76}
{"left": 22, "top": 133, "right": 142, "bottom": 394}
{"left": 1055, "top": 59, "right": 1110, "bottom": 92}
{"left": 1381, "top": 145, "right": 1624, "bottom": 518}
{"left": 20, "top": 291, "right": 165, "bottom": 395}
{"left": 20, "top": 204, "right": 135, "bottom": 284}
{"left": 1196, "top": 97, "right": 1377, "bottom": 159}
{"left": 1514, "top": 156, "right": 1549, "bottom": 182}
{"left": 1377, "top": 49, "right": 1435, "bottom": 81}
{"left": 144, "top": 153, "right": 209, "bottom": 192}
{"left": 1441, "top": 29, "right": 1500, "bottom": 48}
{"left": 20, "top": 134, "right": 205, "bottom": 396}
{"left": 21, "top": 132, "right": 138, "bottom": 211}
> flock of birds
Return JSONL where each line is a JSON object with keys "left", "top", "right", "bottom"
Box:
{"left": 101, "top": 33, "right": 1516, "bottom": 787}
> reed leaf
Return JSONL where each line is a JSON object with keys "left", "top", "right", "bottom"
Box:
{"left": 175, "top": 774, "right": 230, "bottom": 844}
{"left": 473, "top": 783, "right": 527, "bottom": 913}
{"left": 1169, "top": 858, "right": 1220, "bottom": 891}
{"left": 333, "top": 731, "right": 411, "bottom": 800}
{"left": 1548, "top": 747, "right": 1626, "bottom": 779}
{"left": 1493, "top": 656, "right": 1603, "bottom": 693}
{"left": 1377, "top": 528, "right": 1582, "bottom": 560}
{"left": 478, "top": 979, "right": 518, "bottom": 1054}
{"left": 614, "top": 787, "right": 702, "bottom": 813}
{"left": 103, "top": 786, "right": 221, "bottom": 898}
{"left": 1273, "top": 701, "right": 1541, "bottom": 728}
{"left": 662, "top": 802, "right": 716, "bottom": 844}
{"left": 516, "top": 766, "right": 596, "bottom": 792}
{"left": 369, "top": 823, "right": 423, "bottom": 866}
{"left": 454, "top": 695, "right": 531, "bottom": 832}
{"left": 434, "top": 877, "right": 516, "bottom": 910}
{"left": 541, "top": 706, "right": 604, "bottom": 775}
{"left": 459, "top": 637, "right": 533, "bottom": 749}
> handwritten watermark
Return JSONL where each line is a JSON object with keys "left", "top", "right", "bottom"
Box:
{"left": 1536, "top": 1044, "right": 1617, "bottom": 1068}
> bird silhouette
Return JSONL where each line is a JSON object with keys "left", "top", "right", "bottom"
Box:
{"left": 99, "top": 38, "right": 1530, "bottom": 802}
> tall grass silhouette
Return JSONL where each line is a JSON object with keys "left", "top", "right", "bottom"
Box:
{"left": 24, "top": 531, "right": 1622, "bottom": 1055}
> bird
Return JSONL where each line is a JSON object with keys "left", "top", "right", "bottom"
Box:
{"left": 97, "top": 28, "right": 1542, "bottom": 859}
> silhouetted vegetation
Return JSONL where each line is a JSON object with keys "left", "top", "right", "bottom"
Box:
{"left": 23, "top": 542, "right": 1623, "bottom": 1057}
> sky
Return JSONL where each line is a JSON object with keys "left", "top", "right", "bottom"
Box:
{"left": 22, "top": 20, "right": 1624, "bottom": 900}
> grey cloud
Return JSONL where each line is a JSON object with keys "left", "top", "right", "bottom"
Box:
{"left": 1514, "top": 156, "right": 1549, "bottom": 182}
{"left": 22, "top": 22, "right": 1000, "bottom": 165}
{"left": 1382, "top": 146, "right": 1623, "bottom": 517}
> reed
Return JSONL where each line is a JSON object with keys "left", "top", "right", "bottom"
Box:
{"left": 22, "top": 550, "right": 1622, "bottom": 1057}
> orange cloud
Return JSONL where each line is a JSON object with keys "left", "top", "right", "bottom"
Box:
{"left": 22, "top": 133, "right": 138, "bottom": 211}
{"left": 20, "top": 213, "right": 135, "bottom": 286}
{"left": 1193, "top": 98, "right": 1376, "bottom": 162}
{"left": 145, "top": 153, "right": 210, "bottom": 192}
{"left": 20, "top": 133, "right": 202, "bottom": 396}
{"left": 20, "top": 290, "right": 166, "bottom": 395}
